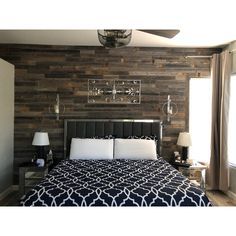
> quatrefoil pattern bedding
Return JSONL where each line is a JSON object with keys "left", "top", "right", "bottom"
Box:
{"left": 21, "top": 158, "right": 211, "bottom": 206}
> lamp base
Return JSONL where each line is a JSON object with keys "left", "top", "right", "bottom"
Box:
{"left": 35, "top": 146, "right": 46, "bottom": 160}
{"left": 181, "top": 147, "right": 189, "bottom": 162}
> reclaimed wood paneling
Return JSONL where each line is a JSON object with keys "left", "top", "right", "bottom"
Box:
{"left": 0, "top": 44, "right": 221, "bottom": 183}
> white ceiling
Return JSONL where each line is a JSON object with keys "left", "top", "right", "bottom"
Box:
{"left": 0, "top": 29, "right": 235, "bottom": 48}
{"left": 0, "top": 0, "right": 236, "bottom": 48}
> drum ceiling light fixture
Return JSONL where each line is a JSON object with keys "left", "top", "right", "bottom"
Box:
{"left": 97, "top": 29, "right": 180, "bottom": 48}
{"left": 97, "top": 30, "right": 132, "bottom": 48}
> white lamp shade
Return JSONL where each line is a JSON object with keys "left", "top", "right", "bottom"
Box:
{"left": 32, "top": 132, "right": 50, "bottom": 146}
{"left": 177, "top": 132, "right": 192, "bottom": 147}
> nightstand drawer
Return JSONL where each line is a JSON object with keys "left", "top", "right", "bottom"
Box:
{"left": 179, "top": 168, "right": 202, "bottom": 181}
{"left": 178, "top": 167, "right": 190, "bottom": 177}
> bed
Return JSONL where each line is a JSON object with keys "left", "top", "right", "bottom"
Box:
{"left": 20, "top": 119, "right": 211, "bottom": 206}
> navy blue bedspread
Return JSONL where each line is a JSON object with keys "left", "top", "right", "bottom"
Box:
{"left": 20, "top": 158, "right": 211, "bottom": 206}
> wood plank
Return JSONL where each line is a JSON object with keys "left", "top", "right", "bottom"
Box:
{"left": 0, "top": 44, "right": 221, "bottom": 183}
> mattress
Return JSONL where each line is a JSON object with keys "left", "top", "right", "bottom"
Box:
{"left": 20, "top": 158, "right": 211, "bottom": 206}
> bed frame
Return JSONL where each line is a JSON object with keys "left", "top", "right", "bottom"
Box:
{"left": 64, "top": 119, "right": 162, "bottom": 158}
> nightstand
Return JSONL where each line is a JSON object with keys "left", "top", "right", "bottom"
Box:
{"left": 19, "top": 162, "right": 51, "bottom": 196}
{"left": 173, "top": 161, "right": 207, "bottom": 191}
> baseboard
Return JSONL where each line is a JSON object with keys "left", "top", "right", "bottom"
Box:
{"left": 225, "top": 190, "right": 236, "bottom": 200}
{"left": 12, "top": 185, "right": 19, "bottom": 191}
{"left": 0, "top": 186, "right": 13, "bottom": 201}
{"left": 0, "top": 185, "right": 18, "bottom": 201}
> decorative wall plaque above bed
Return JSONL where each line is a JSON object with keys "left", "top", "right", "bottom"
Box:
{"left": 88, "top": 79, "right": 141, "bottom": 104}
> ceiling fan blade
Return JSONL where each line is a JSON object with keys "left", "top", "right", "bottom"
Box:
{"left": 138, "top": 29, "right": 180, "bottom": 38}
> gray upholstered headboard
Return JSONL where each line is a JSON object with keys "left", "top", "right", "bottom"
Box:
{"left": 64, "top": 119, "right": 162, "bottom": 158}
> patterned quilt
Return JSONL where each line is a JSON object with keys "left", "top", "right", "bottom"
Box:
{"left": 20, "top": 158, "right": 211, "bottom": 206}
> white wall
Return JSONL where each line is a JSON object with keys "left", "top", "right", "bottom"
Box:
{"left": 0, "top": 58, "right": 14, "bottom": 193}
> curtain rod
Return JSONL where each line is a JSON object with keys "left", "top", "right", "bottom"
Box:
{"left": 185, "top": 50, "right": 236, "bottom": 56}
{"left": 185, "top": 55, "right": 212, "bottom": 58}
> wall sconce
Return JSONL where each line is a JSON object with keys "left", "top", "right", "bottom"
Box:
{"left": 162, "top": 95, "right": 178, "bottom": 123}
{"left": 49, "top": 94, "right": 65, "bottom": 120}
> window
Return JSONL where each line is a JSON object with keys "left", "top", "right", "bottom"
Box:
{"left": 228, "top": 74, "right": 236, "bottom": 165}
{"left": 189, "top": 78, "right": 212, "bottom": 163}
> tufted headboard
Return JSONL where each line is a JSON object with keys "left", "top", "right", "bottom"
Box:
{"left": 64, "top": 119, "right": 162, "bottom": 158}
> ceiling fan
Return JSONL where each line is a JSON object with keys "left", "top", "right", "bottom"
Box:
{"left": 97, "top": 29, "right": 180, "bottom": 48}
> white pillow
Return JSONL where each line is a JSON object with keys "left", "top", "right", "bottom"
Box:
{"left": 114, "top": 138, "right": 157, "bottom": 160}
{"left": 69, "top": 138, "right": 113, "bottom": 160}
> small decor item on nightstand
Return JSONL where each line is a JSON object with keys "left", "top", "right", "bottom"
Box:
{"left": 177, "top": 132, "right": 192, "bottom": 162}
{"left": 187, "top": 158, "right": 194, "bottom": 165}
{"left": 31, "top": 155, "right": 37, "bottom": 164}
{"left": 36, "top": 158, "right": 45, "bottom": 167}
{"left": 173, "top": 151, "right": 181, "bottom": 162}
{"left": 47, "top": 149, "right": 53, "bottom": 164}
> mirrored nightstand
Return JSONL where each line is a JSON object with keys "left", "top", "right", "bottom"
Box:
{"left": 19, "top": 162, "right": 52, "bottom": 196}
{"left": 172, "top": 161, "right": 208, "bottom": 191}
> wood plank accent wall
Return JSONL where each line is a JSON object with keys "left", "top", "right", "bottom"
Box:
{"left": 0, "top": 44, "right": 221, "bottom": 183}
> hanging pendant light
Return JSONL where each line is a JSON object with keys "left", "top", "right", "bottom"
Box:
{"left": 97, "top": 30, "right": 132, "bottom": 48}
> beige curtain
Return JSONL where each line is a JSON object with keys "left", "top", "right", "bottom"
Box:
{"left": 208, "top": 50, "right": 231, "bottom": 191}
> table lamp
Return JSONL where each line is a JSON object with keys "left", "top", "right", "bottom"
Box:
{"left": 32, "top": 132, "right": 50, "bottom": 160}
{"left": 177, "top": 132, "right": 192, "bottom": 162}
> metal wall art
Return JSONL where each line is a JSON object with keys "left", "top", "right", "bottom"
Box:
{"left": 88, "top": 79, "right": 141, "bottom": 104}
